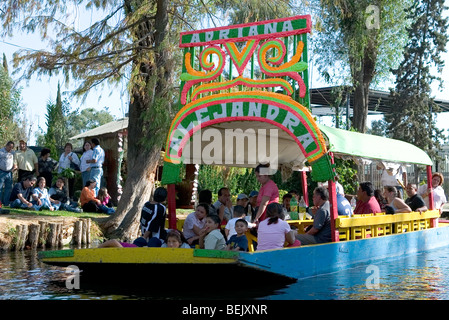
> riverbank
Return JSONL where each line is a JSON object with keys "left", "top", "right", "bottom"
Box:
{"left": 0, "top": 209, "right": 106, "bottom": 251}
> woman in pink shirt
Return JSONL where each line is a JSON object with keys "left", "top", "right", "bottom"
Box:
{"left": 254, "top": 163, "right": 279, "bottom": 222}
{"left": 257, "top": 203, "right": 298, "bottom": 250}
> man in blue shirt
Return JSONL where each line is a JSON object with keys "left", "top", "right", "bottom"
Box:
{"left": 337, "top": 193, "right": 353, "bottom": 216}
{"left": 86, "top": 138, "right": 105, "bottom": 196}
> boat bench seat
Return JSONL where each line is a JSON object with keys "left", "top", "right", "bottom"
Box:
{"left": 336, "top": 210, "right": 440, "bottom": 241}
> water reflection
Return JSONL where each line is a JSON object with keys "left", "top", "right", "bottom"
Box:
{"left": 2, "top": 247, "right": 449, "bottom": 300}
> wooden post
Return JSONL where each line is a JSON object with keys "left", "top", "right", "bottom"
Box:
{"left": 73, "top": 220, "right": 83, "bottom": 246}
{"left": 328, "top": 152, "right": 339, "bottom": 242}
{"left": 85, "top": 218, "right": 91, "bottom": 245}
{"left": 38, "top": 221, "right": 48, "bottom": 248}
{"left": 15, "top": 225, "right": 28, "bottom": 251}
{"left": 167, "top": 184, "right": 177, "bottom": 229}
{"left": 81, "top": 219, "right": 87, "bottom": 245}
{"left": 28, "top": 224, "right": 40, "bottom": 249}
{"left": 47, "top": 223, "right": 58, "bottom": 248}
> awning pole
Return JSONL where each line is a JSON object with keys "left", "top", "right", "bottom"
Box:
{"left": 328, "top": 152, "right": 339, "bottom": 242}
{"left": 167, "top": 184, "right": 177, "bottom": 230}
{"left": 301, "top": 171, "right": 309, "bottom": 206}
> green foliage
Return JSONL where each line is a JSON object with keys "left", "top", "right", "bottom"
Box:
{"left": 313, "top": 0, "right": 413, "bottom": 132}
{"left": 0, "top": 55, "right": 25, "bottom": 142}
{"left": 198, "top": 166, "right": 259, "bottom": 196}
{"left": 385, "top": 0, "right": 449, "bottom": 159}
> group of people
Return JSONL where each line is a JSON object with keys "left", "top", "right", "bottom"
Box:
{"left": 352, "top": 172, "right": 446, "bottom": 216}
{"left": 0, "top": 137, "right": 110, "bottom": 214}
{"left": 98, "top": 163, "right": 332, "bottom": 251}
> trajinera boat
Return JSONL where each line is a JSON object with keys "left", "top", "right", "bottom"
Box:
{"left": 39, "top": 15, "right": 449, "bottom": 283}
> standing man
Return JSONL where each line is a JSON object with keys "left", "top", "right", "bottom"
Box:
{"left": 86, "top": 138, "right": 105, "bottom": 196}
{"left": 14, "top": 139, "right": 38, "bottom": 182}
{"left": 0, "top": 141, "right": 17, "bottom": 206}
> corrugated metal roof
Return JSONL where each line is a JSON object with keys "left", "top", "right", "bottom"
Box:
{"left": 69, "top": 118, "right": 128, "bottom": 140}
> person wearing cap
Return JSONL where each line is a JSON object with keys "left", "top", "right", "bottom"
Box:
{"left": 247, "top": 190, "right": 258, "bottom": 221}
{"left": 0, "top": 141, "right": 17, "bottom": 207}
{"left": 236, "top": 193, "right": 249, "bottom": 207}
{"left": 14, "top": 140, "right": 38, "bottom": 182}
{"left": 210, "top": 187, "right": 233, "bottom": 223}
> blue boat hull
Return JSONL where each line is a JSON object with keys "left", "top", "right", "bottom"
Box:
{"left": 238, "top": 225, "right": 449, "bottom": 280}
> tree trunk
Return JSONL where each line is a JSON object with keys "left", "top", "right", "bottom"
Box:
{"left": 102, "top": 0, "right": 170, "bottom": 241}
{"left": 350, "top": 36, "right": 378, "bottom": 133}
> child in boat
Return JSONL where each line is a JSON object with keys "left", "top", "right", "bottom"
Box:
{"left": 199, "top": 215, "right": 226, "bottom": 250}
{"left": 161, "top": 229, "right": 191, "bottom": 248}
{"left": 257, "top": 202, "right": 299, "bottom": 251}
{"left": 137, "top": 187, "right": 169, "bottom": 247}
{"left": 183, "top": 203, "right": 209, "bottom": 246}
{"left": 31, "top": 177, "right": 54, "bottom": 211}
{"left": 225, "top": 205, "right": 256, "bottom": 239}
{"left": 226, "top": 218, "right": 249, "bottom": 251}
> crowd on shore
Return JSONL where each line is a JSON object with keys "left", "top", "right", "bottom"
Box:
{"left": 0, "top": 138, "right": 115, "bottom": 215}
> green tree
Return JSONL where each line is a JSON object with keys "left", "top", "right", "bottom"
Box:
{"left": 66, "top": 107, "right": 115, "bottom": 142}
{"left": 314, "top": 0, "right": 413, "bottom": 133}
{"left": 385, "top": 0, "right": 448, "bottom": 160}
{"left": 0, "top": 53, "right": 24, "bottom": 142}
{"left": 43, "top": 83, "right": 69, "bottom": 157}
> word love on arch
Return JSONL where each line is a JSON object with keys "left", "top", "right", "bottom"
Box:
{"left": 161, "top": 15, "right": 335, "bottom": 184}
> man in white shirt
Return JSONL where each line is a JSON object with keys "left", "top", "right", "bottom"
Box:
{"left": 0, "top": 141, "right": 17, "bottom": 207}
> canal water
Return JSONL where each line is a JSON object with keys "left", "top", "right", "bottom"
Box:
{"left": 2, "top": 245, "right": 449, "bottom": 300}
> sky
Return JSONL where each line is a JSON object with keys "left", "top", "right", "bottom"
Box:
{"left": 1, "top": 3, "right": 448, "bottom": 145}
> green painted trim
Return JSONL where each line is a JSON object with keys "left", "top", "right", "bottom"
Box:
{"left": 38, "top": 249, "right": 75, "bottom": 259}
{"left": 193, "top": 249, "right": 239, "bottom": 259}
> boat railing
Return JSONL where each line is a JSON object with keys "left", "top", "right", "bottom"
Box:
{"left": 336, "top": 210, "right": 441, "bottom": 241}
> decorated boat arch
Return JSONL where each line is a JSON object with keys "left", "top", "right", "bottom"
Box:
{"left": 161, "top": 15, "right": 337, "bottom": 229}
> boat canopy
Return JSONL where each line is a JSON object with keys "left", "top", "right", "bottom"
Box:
{"left": 318, "top": 124, "right": 433, "bottom": 166}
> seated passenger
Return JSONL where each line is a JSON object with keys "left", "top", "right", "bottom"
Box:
{"left": 296, "top": 187, "right": 332, "bottom": 245}
{"left": 225, "top": 205, "right": 256, "bottom": 239}
{"left": 226, "top": 218, "right": 249, "bottom": 252}
{"left": 138, "top": 186, "right": 168, "bottom": 246}
{"left": 257, "top": 203, "right": 298, "bottom": 251}
{"left": 418, "top": 172, "right": 447, "bottom": 214}
{"left": 383, "top": 186, "right": 411, "bottom": 213}
{"left": 199, "top": 215, "right": 226, "bottom": 250}
{"left": 405, "top": 183, "right": 428, "bottom": 212}
{"left": 374, "top": 189, "right": 387, "bottom": 211}
{"left": 183, "top": 203, "right": 209, "bottom": 246}
{"left": 161, "top": 229, "right": 191, "bottom": 248}
{"left": 353, "top": 182, "right": 381, "bottom": 215}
